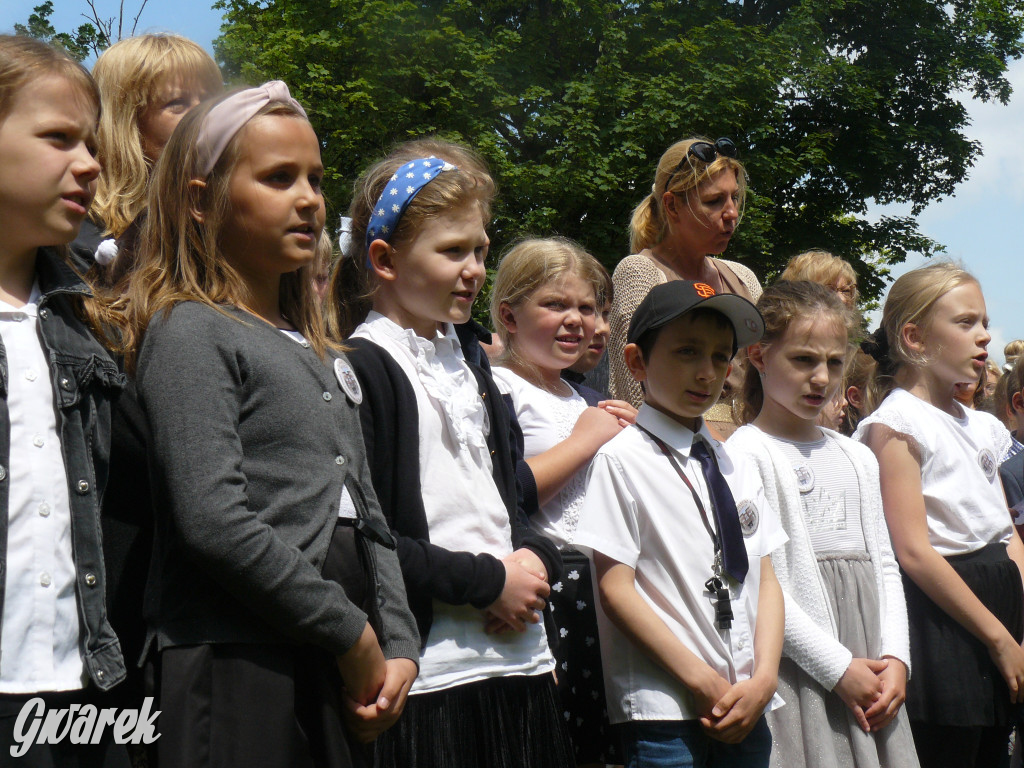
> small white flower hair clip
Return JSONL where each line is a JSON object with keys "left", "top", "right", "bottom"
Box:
{"left": 94, "top": 239, "right": 119, "bottom": 266}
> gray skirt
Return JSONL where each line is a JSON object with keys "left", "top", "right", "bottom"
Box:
{"left": 768, "top": 552, "right": 920, "bottom": 768}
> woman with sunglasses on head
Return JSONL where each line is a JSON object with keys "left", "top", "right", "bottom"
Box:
{"left": 608, "top": 137, "right": 761, "bottom": 439}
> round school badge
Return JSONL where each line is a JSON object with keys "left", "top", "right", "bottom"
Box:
{"left": 737, "top": 499, "right": 759, "bottom": 537}
{"left": 978, "top": 448, "right": 997, "bottom": 480}
{"left": 794, "top": 464, "right": 814, "bottom": 493}
{"left": 334, "top": 358, "right": 363, "bottom": 405}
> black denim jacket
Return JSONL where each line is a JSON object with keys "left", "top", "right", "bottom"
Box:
{"left": 0, "top": 248, "right": 126, "bottom": 691}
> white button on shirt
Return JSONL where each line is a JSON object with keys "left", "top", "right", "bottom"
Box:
{"left": 0, "top": 288, "right": 84, "bottom": 693}
{"left": 575, "top": 404, "right": 787, "bottom": 724}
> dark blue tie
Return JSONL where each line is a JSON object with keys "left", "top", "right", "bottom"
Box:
{"left": 690, "top": 440, "right": 748, "bottom": 583}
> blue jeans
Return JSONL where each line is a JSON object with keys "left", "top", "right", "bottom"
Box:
{"left": 622, "top": 717, "right": 772, "bottom": 768}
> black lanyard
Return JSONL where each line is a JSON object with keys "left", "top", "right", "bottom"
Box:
{"left": 636, "top": 423, "right": 736, "bottom": 629}
{"left": 635, "top": 423, "right": 720, "bottom": 558}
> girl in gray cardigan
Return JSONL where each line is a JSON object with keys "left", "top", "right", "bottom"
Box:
{"left": 730, "top": 281, "right": 917, "bottom": 768}
{"left": 119, "top": 83, "right": 418, "bottom": 768}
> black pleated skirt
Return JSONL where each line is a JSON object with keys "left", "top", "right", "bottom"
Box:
{"left": 153, "top": 642, "right": 369, "bottom": 768}
{"left": 903, "top": 543, "right": 1024, "bottom": 727}
{"left": 373, "top": 673, "right": 574, "bottom": 768}
{"left": 152, "top": 521, "right": 376, "bottom": 768}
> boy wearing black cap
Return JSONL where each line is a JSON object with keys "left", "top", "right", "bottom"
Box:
{"left": 574, "top": 281, "right": 786, "bottom": 767}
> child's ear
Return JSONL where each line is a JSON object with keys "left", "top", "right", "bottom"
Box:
{"left": 846, "top": 384, "right": 864, "bottom": 411}
{"left": 746, "top": 343, "right": 766, "bottom": 374}
{"left": 624, "top": 343, "right": 648, "bottom": 383}
{"left": 187, "top": 179, "right": 207, "bottom": 223}
{"left": 902, "top": 322, "right": 924, "bottom": 355}
{"left": 498, "top": 302, "right": 517, "bottom": 334}
{"left": 1013, "top": 390, "right": 1024, "bottom": 414}
{"left": 367, "top": 240, "right": 397, "bottom": 281}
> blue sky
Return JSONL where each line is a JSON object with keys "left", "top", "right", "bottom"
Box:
{"left": 0, "top": 0, "right": 223, "bottom": 58}
{"left": 4, "top": 1, "right": 1021, "bottom": 363}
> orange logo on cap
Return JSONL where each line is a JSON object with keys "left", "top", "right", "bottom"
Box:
{"left": 694, "top": 283, "right": 716, "bottom": 298}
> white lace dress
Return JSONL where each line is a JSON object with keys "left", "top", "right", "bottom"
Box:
{"left": 491, "top": 366, "right": 619, "bottom": 764}
{"left": 490, "top": 367, "right": 589, "bottom": 548}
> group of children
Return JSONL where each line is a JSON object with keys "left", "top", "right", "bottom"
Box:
{"left": 1, "top": 30, "right": 1022, "bottom": 768}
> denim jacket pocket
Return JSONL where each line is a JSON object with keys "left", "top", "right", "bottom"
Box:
{"left": 52, "top": 354, "right": 124, "bottom": 409}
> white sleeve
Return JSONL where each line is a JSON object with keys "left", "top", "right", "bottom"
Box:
{"left": 574, "top": 452, "right": 642, "bottom": 569}
{"left": 779, "top": 587, "right": 854, "bottom": 691}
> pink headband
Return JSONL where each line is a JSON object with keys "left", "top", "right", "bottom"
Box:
{"left": 196, "top": 80, "right": 307, "bottom": 176}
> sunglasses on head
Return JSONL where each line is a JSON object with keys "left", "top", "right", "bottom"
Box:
{"left": 665, "top": 137, "right": 738, "bottom": 189}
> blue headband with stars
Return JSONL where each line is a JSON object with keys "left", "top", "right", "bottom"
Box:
{"left": 365, "top": 157, "right": 458, "bottom": 266}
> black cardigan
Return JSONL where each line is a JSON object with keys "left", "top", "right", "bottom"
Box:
{"left": 346, "top": 327, "right": 562, "bottom": 646}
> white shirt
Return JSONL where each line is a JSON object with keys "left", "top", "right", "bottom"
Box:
{"left": 855, "top": 388, "right": 1013, "bottom": 556}
{"left": 574, "top": 405, "right": 787, "bottom": 723}
{"left": 0, "top": 286, "right": 84, "bottom": 692}
{"left": 491, "top": 366, "right": 588, "bottom": 548}
{"left": 352, "top": 313, "right": 553, "bottom": 693}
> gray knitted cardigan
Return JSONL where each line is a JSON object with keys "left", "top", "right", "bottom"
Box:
{"left": 136, "top": 302, "right": 419, "bottom": 661}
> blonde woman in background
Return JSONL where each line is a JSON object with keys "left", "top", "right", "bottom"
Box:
{"left": 75, "top": 33, "right": 221, "bottom": 287}
{"left": 608, "top": 137, "right": 761, "bottom": 439}
{"left": 780, "top": 249, "right": 859, "bottom": 309}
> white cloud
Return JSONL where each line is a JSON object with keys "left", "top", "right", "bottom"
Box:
{"left": 947, "top": 59, "right": 1024, "bottom": 204}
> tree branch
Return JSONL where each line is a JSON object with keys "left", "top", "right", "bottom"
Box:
{"left": 79, "top": 0, "right": 149, "bottom": 44}
{"left": 131, "top": 0, "right": 150, "bottom": 36}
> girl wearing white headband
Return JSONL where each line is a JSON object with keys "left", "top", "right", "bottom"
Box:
{"left": 119, "top": 83, "right": 419, "bottom": 768}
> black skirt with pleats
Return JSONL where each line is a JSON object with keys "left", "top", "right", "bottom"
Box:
{"left": 903, "top": 542, "right": 1024, "bottom": 727}
{"left": 373, "top": 673, "right": 574, "bottom": 768}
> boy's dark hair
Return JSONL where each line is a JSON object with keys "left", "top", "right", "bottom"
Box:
{"left": 633, "top": 307, "right": 736, "bottom": 363}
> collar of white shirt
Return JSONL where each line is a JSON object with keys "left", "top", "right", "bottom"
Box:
{"left": 634, "top": 403, "right": 717, "bottom": 461}
{"left": 359, "top": 310, "right": 488, "bottom": 454}
{"left": 0, "top": 281, "right": 42, "bottom": 316}
{"left": 362, "top": 310, "right": 462, "bottom": 361}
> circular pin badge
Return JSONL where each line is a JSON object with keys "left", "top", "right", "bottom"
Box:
{"left": 334, "top": 358, "right": 363, "bottom": 405}
{"left": 794, "top": 464, "right": 814, "bottom": 494}
{"left": 738, "top": 499, "right": 759, "bottom": 537}
{"left": 978, "top": 448, "right": 997, "bottom": 480}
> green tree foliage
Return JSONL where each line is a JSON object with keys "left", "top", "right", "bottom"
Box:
{"left": 214, "top": 0, "right": 1024, "bottom": 299}
{"left": 14, "top": 1, "right": 107, "bottom": 61}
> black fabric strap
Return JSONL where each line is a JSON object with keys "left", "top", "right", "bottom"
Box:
{"left": 636, "top": 424, "right": 748, "bottom": 583}
{"left": 636, "top": 425, "right": 717, "bottom": 543}
{"left": 690, "top": 441, "right": 748, "bottom": 583}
